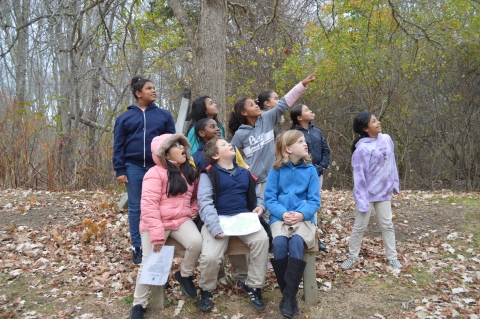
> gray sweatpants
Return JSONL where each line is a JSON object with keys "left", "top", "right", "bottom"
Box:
{"left": 348, "top": 201, "right": 398, "bottom": 261}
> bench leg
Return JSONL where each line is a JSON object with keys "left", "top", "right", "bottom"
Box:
{"left": 302, "top": 252, "right": 318, "bottom": 306}
{"left": 150, "top": 285, "right": 165, "bottom": 310}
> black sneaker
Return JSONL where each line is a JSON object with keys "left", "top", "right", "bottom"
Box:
{"left": 239, "top": 282, "right": 265, "bottom": 311}
{"left": 132, "top": 246, "right": 142, "bottom": 265}
{"left": 175, "top": 270, "right": 197, "bottom": 298}
{"left": 129, "top": 304, "right": 145, "bottom": 319}
{"left": 198, "top": 289, "right": 213, "bottom": 311}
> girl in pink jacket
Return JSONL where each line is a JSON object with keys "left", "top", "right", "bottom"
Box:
{"left": 130, "top": 133, "right": 201, "bottom": 319}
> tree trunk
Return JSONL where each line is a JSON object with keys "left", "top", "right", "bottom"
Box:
{"left": 167, "top": 0, "right": 228, "bottom": 125}
{"left": 193, "top": 0, "right": 228, "bottom": 124}
{"left": 12, "top": 0, "right": 30, "bottom": 108}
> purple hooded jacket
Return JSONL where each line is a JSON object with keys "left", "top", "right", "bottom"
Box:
{"left": 352, "top": 133, "right": 400, "bottom": 213}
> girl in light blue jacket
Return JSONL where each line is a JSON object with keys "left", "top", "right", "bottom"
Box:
{"left": 264, "top": 130, "right": 320, "bottom": 319}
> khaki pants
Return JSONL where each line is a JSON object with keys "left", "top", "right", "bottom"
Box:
{"left": 198, "top": 226, "right": 269, "bottom": 292}
{"left": 133, "top": 219, "right": 202, "bottom": 307}
{"left": 348, "top": 201, "right": 398, "bottom": 261}
{"left": 257, "top": 181, "right": 270, "bottom": 222}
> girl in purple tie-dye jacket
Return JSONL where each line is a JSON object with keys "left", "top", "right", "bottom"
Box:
{"left": 341, "top": 111, "right": 403, "bottom": 270}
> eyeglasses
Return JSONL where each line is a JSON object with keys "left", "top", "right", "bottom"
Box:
{"left": 170, "top": 142, "right": 184, "bottom": 149}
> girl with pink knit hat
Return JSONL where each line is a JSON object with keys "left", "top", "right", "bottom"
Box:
{"left": 130, "top": 133, "right": 201, "bottom": 319}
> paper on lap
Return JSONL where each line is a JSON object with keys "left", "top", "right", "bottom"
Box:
{"left": 219, "top": 212, "right": 261, "bottom": 236}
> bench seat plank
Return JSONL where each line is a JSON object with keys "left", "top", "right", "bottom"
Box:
{"left": 148, "top": 236, "right": 319, "bottom": 309}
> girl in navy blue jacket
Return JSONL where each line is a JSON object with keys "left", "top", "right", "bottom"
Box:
{"left": 113, "top": 76, "right": 175, "bottom": 264}
{"left": 290, "top": 104, "right": 330, "bottom": 189}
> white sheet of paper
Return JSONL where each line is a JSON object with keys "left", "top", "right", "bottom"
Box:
{"left": 219, "top": 212, "right": 262, "bottom": 236}
{"left": 139, "top": 245, "right": 174, "bottom": 286}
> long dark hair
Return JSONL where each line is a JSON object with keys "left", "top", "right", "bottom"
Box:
{"left": 228, "top": 97, "right": 249, "bottom": 135}
{"left": 289, "top": 104, "right": 304, "bottom": 128}
{"left": 194, "top": 118, "right": 212, "bottom": 144}
{"left": 165, "top": 160, "right": 197, "bottom": 197}
{"left": 187, "top": 96, "right": 218, "bottom": 131}
{"left": 351, "top": 111, "right": 373, "bottom": 154}
{"left": 130, "top": 76, "right": 151, "bottom": 100}
{"left": 256, "top": 90, "right": 274, "bottom": 110}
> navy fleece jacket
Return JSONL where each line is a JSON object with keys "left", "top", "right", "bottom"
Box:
{"left": 112, "top": 103, "right": 175, "bottom": 177}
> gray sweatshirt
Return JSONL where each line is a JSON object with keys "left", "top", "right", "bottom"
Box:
{"left": 231, "top": 82, "right": 306, "bottom": 183}
{"left": 197, "top": 168, "right": 265, "bottom": 237}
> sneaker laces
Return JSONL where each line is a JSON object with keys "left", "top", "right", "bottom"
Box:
{"left": 246, "top": 287, "right": 262, "bottom": 302}
{"left": 252, "top": 288, "right": 262, "bottom": 300}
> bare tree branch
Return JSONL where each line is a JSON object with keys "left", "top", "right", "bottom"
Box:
{"left": 166, "top": 0, "right": 197, "bottom": 48}
{"left": 67, "top": 112, "right": 110, "bottom": 132}
{"left": 314, "top": 0, "right": 332, "bottom": 43}
{"left": 387, "top": 0, "right": 442, "bottom": 48}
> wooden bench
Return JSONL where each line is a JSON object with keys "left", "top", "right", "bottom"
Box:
{"left": 150, "top": 236, "right": 318, "bottom": 309}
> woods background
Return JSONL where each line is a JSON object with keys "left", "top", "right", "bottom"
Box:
{"left": 0, "top": 0, "right": 479, "bottom": 191}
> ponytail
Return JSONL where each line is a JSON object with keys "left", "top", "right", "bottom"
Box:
{"left": 289, "top": 104, "right": 304, "bottom": 129}
{"left": 351, "top": 136, "right": 363, "bottom": 154}
{"left": 130, "top": 76, "right": 151, "bottom": 100}
{"left": 256, "top": 91, "right": 274, "bottom": 110}
{"left": 228, "top": 97, "right": 249, "bottom": 135}
{"left": 351, "top": 111, "right": 373, "bottom": 154}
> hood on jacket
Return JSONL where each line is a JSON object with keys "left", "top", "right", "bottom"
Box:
{"left": 127, "top": 102, "right": 158, "bottom": 110}
{"left": 151, "top": 133, "right": 190, "bottom": 167}
{"left": 355, "top": 133, "right": 384, "bottom": 147}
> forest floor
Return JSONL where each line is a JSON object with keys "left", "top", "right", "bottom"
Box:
{"left": 0, "top": 188, "right": 479, "bottom": 319}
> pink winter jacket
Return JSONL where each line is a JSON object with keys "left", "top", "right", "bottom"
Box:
{"left": 139, "top": 134, "right": 199, "bottom": 246}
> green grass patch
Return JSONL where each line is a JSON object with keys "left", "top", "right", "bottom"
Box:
{"left": 0, "top": 274, "right": 57, "bottom": 315}
{"left": 435, "top": 195, "right": 480, "bottom": 235}
{"left": 122, "top": 294, "right": 134, "bottom": 306}
{"left": 408, "top": 267, "right": 435, "bottom": 287}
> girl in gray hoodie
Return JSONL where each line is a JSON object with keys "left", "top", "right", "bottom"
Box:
{"left": 228, "top": 72, "right": 316, "bottom": 203}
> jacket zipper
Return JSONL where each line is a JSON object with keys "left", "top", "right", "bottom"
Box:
{"left": 143, "top": 109, "right": 146, "bottom": 167}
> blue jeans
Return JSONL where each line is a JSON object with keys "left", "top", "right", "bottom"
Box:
{"left": 125, "top": 162, "right": 152, "bottom": 247}
{"left": 272, "top": 235, "right": 304, "bottom": 260}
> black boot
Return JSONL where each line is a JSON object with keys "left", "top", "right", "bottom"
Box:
{"left": 280, "top": 258, "right": 306, "bottom": 319}
{"left": 270, "top": 257, "right": 288, "bottom": 292}
{"left": 271, "top": 257, "right": 299, "bottom": 314}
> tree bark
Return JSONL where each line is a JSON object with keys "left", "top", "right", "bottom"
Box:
{"left": 167, "top": 0, "right": 228, "bottom": 125}
{"left": 12, "top": 0, "right": 31, "bottom": 108}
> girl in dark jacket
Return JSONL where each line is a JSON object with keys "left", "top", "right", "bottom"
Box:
{"left": 113, "top": 76, "right": 176, "bottom": 264}
{"left": 290, "top": 104, "right": 330, "bottom": 189}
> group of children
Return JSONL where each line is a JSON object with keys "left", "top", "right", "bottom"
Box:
{"left": 113, "top": 73, "right": 402, "bottom": 319}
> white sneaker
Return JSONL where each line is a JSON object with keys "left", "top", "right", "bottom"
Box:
{"left": 388, "top": 259, "right": 403, "bottom": 269}
{"left": 341, "top": 257, "right": 356, "bottom": 270}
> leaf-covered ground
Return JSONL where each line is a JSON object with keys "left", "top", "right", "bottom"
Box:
{"left": 0, "top": 189, "right": 479, "bottom": 319}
